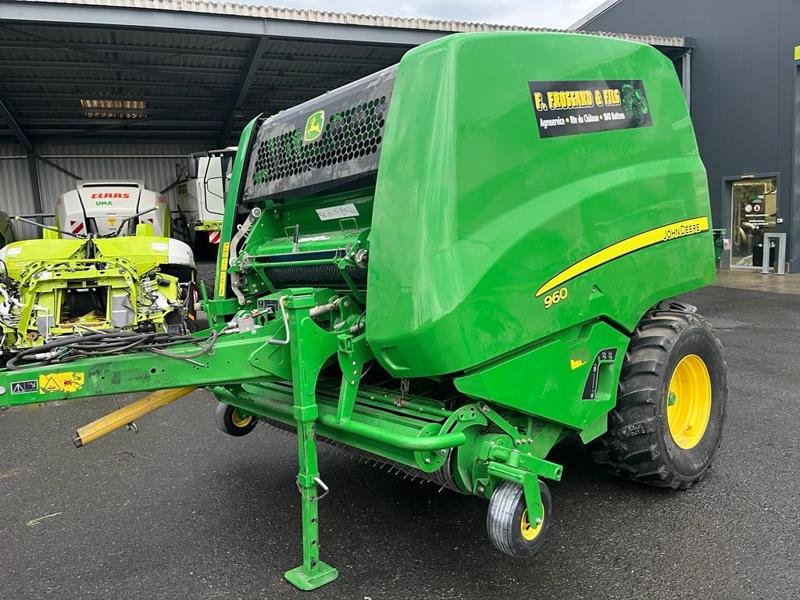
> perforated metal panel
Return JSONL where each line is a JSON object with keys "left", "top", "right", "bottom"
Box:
{"left": 244, "top": 65, "right": 397, "bottom": 201}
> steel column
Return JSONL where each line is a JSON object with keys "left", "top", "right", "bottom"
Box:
{"left": 681, "top": 48, "right": 692, "bottom": 109}
{"left": 25, "top": 153, "right": 44, "bottom": 223}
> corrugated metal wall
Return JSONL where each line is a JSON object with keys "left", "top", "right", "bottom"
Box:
{"left": 0, "top": 144, "right": 34, "bottom": 239}
{"left": 0, "top": 142, "right": 36, "bottom": 240}
{"left": 0, "top": 142, "right": 205, "bottom": 240}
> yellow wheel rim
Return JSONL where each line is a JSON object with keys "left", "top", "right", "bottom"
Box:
{"left": 520, "top": 508, "right": 544, "bottom": 542}
{"left": 666, "top": 354, "right": 712, "bottom": 449}
{"left": 231, "top": 410, "right": 253, "bottom": 428}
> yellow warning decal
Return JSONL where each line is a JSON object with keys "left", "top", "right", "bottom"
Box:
{"left": 39, "top": 371, "right": 85, "bottom": 394}
{"left": 217, "top": 241, "right": 230, "bottom": 298}
{"left": 536, "top": 216, "right": 709, "bottom": 298}
{"left": 570, "top": 359, "right": 587, "bottom": 370}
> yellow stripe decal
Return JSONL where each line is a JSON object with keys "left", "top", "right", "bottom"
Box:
{"left": 217, "top": 241, "right": 230, "bottom": 298}
{"left": 795, "top": 45, "right": 800, "bottom": 61}
{"left": 535, "top": 216, "right": 709, "bottom": 298}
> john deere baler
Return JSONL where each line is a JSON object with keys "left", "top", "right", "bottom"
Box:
{"left": 0, "top": 32, "right": 726, "bottom": 591}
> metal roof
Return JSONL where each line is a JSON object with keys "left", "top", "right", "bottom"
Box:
{"left": 0, "top": 0, "right": 687, "bottom": 147}
{"left": 570, "top": 0, "right": 622, "bottom": 30}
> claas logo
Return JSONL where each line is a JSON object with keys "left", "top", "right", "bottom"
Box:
{"left": 90, "top": 192, "right": 131, "bottom": 199}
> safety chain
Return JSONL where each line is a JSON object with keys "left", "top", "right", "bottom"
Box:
{"left": 296, "top": 476, "right": 331, "bottom": 502}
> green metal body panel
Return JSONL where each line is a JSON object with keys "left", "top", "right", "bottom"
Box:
{"left": 0, "top": 319, "right": 286, "bottom": 405}
{"left": 214, "top": 116, "right": 260, "bottom": 301}
{"left": 366, "top": 32, "right": 714, "bottom": 380}
{"left": 212, "top": 32, "right": 714, "bottom": 433}
{"left": 455, "top": 320, "right": 629, "bottom": 435}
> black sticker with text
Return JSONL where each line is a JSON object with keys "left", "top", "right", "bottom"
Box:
{"left": 530, "top": 80, "right": 652, "bottom": 138}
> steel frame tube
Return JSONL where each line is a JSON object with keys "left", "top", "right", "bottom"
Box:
{"left": 224, "top": 390, "right": 466, "bottom": 452}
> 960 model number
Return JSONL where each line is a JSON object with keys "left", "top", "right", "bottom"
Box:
{"left": 543, "top": 287, "right": 568, "bottom": 309}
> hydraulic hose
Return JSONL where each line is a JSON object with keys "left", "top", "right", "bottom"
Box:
{"left": 5, "top": 328, "right": 216, "bottom": 370}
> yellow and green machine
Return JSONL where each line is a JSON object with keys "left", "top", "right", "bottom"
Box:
{"left": 0, "top": 32, "right": 726, "bottom": 591}
{"left": 0, "top": 181, "right": 197, "bottom": 354}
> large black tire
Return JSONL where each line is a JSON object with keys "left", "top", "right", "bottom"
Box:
{"left": 487, "top": 480, "right": 552, "bottom": 558}
{"left": 591, "top": 303, "right": 727, "bottom": 489}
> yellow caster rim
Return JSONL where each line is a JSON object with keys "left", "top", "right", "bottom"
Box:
{"left": 520, "top": 508, "right": 544, "bottom": 541}
{"left": 667, "top": 354, "right": 712, "bottom": 449}
{"left": 231, "top": 410, "right": 253, "bottom": 428}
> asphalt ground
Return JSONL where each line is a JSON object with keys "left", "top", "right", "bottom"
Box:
{"left": 1, "top": 284, "right": 798, "bottom": 600}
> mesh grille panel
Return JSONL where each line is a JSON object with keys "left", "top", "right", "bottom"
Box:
{"left": 244, "top": 65, "right": 397, "bottom": 200}
{"left": 252, "top": 97, "right": 387, "bottom": 185}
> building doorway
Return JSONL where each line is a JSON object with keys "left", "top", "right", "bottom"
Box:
{"left": 730, "top": 176, "right": 778, "bottom": 268}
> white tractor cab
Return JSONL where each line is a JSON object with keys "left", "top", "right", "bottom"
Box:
{"left": 54, "top": 180, "right": 196, "bottom": 283}
{"left": 174, "top": 148, "right": 236, "bottom": 251}
{"left": 58, "top": 181, "right": 171, "bottom": 238}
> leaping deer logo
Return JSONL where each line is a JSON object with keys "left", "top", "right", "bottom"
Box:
{"left": 304, "top": 110, "right": 326, "bottom": 142}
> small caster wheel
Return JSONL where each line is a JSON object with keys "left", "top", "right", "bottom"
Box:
{"left": 487, "top": 480, "right": 551, "bottom": 558}
{"left": 215, "top": 402, "right": 258, "bottom": 437}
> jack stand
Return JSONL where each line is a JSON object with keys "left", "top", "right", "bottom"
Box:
{"left": 283, "top": 293, "right": 339, "bottom": 590}
{"left": 284, "top": 420, "right": 338, "bottom": 591}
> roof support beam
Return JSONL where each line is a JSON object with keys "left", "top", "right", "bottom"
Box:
{"left": 219, "top": 36, "right": 268, "bottom": 145}
{"left": 1, "top": 70, "right": 345, "bottom": 87}
{"left": 0, "top": 96, "right": 33, "bottom": 152}
{"left": 26, "top": 153, "right": 44, "bottom": 222}
{"left": 23, "top": 155, "right": 81, "bottom": 222}
{"left": 37, "top": 156, "right": 83, "bottom": 181}
{"left": 0, "top": 39, "right": 250, "bottom": 59}
{"left": 0, "top": 25, "right": 233, "bottom": 101}
{"left": 0, "top": 3, "right": 446, "bottom": 46}
{"left": 5, "top": 92, "right": 230, "bottom": 104}
{"left": 0, "top": 58, "right": 383, "bottom": 79}
{"left": 0, "top": 41, "right": 400, "bottom": 67}
{"left": 24, "top": 118, "right": 225, "bottom": 127}
{"left": 1, "top": 94, "right": 81, "bottom": 183}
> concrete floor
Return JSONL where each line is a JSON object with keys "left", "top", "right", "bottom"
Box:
{"left": 1, "top": 284, "right": 798, "bottom": 600}
{"left": 715, "top": 268, "right": 800, "bottom": 295}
